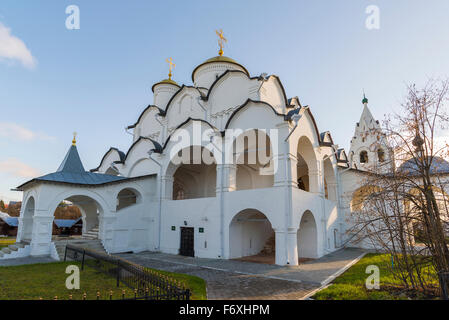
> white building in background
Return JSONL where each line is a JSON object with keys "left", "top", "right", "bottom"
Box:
{"left": 5, "top": 43, "right": 449, "bottom": 265}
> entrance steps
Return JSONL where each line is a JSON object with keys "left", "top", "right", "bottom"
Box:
{"left": 0, "top": 241, "right": 31, "bottom": 260}
{"left": 260, "top": 234, "right": 275, "bottom": 255}
{"left": 53, "top": 239, "right": 107, "bottom": 261}
{"left": 81, "top": 227, "right": 99, "bottom": 240}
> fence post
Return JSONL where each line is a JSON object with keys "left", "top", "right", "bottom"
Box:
{"left": 81, "top": 250, "right": 85, "bottom": 271}
{"left": 64, "top": 245, "right": 67, "bottom": 262}
{"left": 116, "top": 260, "right": 120, "bottom": 287}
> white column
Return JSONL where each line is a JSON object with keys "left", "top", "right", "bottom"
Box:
{"left": 221, "top": 164, "right": 237, "bottom": 192}
{"left": 327, "top": 182, "right": 338, "bottom": 201}
{"left": 161, "top": 175, "right": 174, "bottom": 200}
{"left": 30, "top": 215, "right": 53, "bottom": 256}
{"left": 274, "top": 228, "right": 287, "bottom": 265}
{"left": 100, "top": 215, "right": 116, "bottom": 252}
{"left": 309, "top": 168, "right": 324, "bottom": 195}
{"left": 286, "top": 227, "right": 299, "bottom": 266}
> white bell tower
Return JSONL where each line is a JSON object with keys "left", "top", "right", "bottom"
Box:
{"left": 348, "top": 95, "right": 391, "bottom": 172}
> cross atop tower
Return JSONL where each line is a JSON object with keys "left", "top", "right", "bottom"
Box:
{"left": 215, "top": 29, "right": 227, "bottom": 56}
{"left": 166, "top": 57, "right": 175, "bottom": 80}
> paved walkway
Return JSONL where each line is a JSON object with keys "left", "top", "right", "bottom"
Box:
{"left": 118, "top": 247, "right": 365, "bottom": 300}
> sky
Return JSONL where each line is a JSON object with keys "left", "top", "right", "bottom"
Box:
{"left": 1, "top": 0, "right": 449, "bottom": 201}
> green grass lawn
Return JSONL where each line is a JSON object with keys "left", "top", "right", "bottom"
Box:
{"left": 0, "top": 261, "right": 206, "bottom": 300}
{"left": 313, "top": 253, "right": 439, "bottom": 300}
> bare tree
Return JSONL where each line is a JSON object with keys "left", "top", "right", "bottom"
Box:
{"left": 348, "top": 79, "right": 449, "bottom": 298}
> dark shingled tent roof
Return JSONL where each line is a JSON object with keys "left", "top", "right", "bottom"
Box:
{"left": 17, "top": 144, "right": 127, "bottom": 190}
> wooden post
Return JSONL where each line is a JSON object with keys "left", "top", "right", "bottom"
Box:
{"left": 81, "top": 250, "right": 85, "bottom": 271}
{"left": 116, "top": 261, "right": 120, "bottom": 287}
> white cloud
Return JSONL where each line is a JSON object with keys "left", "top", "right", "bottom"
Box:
{"left": 0, "top": 158, "right": 41, "bottom": 178}
{"left": 0, "top": 22, "right": 36, "bottom": 68}
{"left": 0, "top": 122, "right": 55, "bottom": 141}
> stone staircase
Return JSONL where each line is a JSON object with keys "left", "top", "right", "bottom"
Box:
{"left": 0, "top": 241, "right": 30, "bottom": 259}
{"left": 81, "top": 226, "right": 99, "bottom": 240}
{"left": 54, "top": 239, "right": 108, "bottom": 261}
{"left": 260, "top": 233, "right": 275, "bottom": 255}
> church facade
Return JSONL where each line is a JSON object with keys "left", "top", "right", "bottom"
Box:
{"left": 5, "top": 45, "right": 447, "bottom": 265}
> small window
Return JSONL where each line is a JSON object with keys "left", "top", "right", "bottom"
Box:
{"left": 116, "top": 189, "right": 138, "bottom": 211}
{"left": 377, "top": 148, "right": 385, "bottom": 162}
{"left": 360, "top": 151, "right": 368, "bottom": 163}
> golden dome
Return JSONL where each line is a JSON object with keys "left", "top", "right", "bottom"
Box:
{"left": 151, "top": 78, "right": 180, "bottom": 92}
{"left": 204, "top": 55, "right": 239, "bottom": 64}
{"left": 191, "top": 55, "right": 249, "bottom": 82}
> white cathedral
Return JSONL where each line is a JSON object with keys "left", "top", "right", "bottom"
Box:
{"left": 3, "top": 38, "right": 448, "bottom": 265}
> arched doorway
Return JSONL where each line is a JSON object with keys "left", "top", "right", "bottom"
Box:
{"left": 167, "top": 146, "right": 217, "bottom": 200}
{"left": 323, "top": 157, "right": 337, "bottom": 201}
{"left": 350, "top": 185, "right": 382, "bottom": 213}
{"left": 297, "top": 210, "right": 318, "bottom": 260}
{"left": 51, "top": 195, "right": 103, "bottom": 240}
{"left": 297, "top": 136, "right": 318, "bottom": 193}
{"left": 233, "top": 129, "right": 274, "bottom": 191}
{"left": 116, "top": 188, "right": 140, "bottom": 211}
{"left": 229, "top": 209, "right": 275, "bottom": 263}
{"left": 21, "top": 196, "right": 35, "bottom": 241}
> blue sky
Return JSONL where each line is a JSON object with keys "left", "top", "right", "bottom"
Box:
{"left": 1, "top": 0, "right": 449, "bottom": 201}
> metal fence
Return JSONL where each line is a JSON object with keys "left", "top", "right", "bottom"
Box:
{"left": 64, "top": 244, "right": 190, "bottom": 300}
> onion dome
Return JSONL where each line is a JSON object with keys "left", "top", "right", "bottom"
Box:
{"left": 152, "top": 58, "right": 181, "bottom": 107}
{"left": 151, "top": 77, "right": 179, "bottom": 92}
{"left": 412, "top": 132, "right": 424, "bottom": 148}
{"left": 192, "top": 30, "right": 249, "bottom": 88}
{"left": 191, "top": 55, "right": 248, "bottom": 88}
{"left": 152, "top": 58, "right": 180, "bottom": 92}
{"left": 362, "top": 94, "right": 368, "bottom": 104}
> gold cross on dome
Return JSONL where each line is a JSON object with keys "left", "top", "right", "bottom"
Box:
{"left": 215, "top": 29, "right": 227, "bottom": 56}
{"left": 72, "top": 132, "right": 77, "bottom": 146}
{"left": 166, "top": 57, "right": 175, "bottom": 80}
